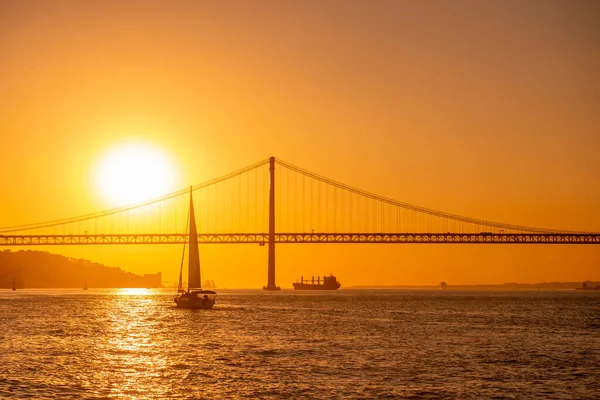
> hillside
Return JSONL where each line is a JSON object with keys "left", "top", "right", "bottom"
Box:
{"left": 0, "top": 249, "right": 161, "bottom": 288}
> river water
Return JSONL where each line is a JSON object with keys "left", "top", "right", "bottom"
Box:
{"left": 1, "top": 289, "right": 599, "bottom": 399}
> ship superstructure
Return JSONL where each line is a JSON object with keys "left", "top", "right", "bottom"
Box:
{"left": 293, "top": 275, "right": 341, "bottom": 290}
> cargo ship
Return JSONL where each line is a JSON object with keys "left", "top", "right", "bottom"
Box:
{"left": 293, "top": 275, "right": 341, "bottom": 290}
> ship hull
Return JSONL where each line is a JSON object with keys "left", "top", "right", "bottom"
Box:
{"left": 293, "top": 283, "right": 340, "bottom": 290}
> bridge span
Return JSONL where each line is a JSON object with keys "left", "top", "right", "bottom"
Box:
{"left": 1, "top": 156, "right": 599, "bottom": 290}
{"left": 2, "top": 232, "right": 599, "bottom": 246}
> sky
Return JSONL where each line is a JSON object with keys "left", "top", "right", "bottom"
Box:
{"left": 1, "top": 0, "right": 599, "bottom": 287}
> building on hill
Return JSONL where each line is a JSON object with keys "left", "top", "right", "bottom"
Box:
{"left": 143, "top": 273, "right": 162, "bottom": 288}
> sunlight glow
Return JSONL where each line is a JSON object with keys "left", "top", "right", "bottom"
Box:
{"left": 95, "top": 142, "right": 178, "bottom": 207}
{"left": 115, "top": 288, "right": 152, "bottom": 296}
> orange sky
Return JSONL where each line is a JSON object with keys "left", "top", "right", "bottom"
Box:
{"left": 1, "top": 1, "right": 599, "bottom": 287}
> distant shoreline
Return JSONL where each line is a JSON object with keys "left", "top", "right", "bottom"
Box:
{"left": 350, "top": 282, "right": 600, "bottom": 290}
{"left": 0, "top": 249, "right": 162, "bottom": 289}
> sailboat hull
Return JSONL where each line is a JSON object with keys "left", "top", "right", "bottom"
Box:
{"left": 174, "top": 296, "right": 215, "bottom": 309}
{"left": 174, "top": 290, "right": 216, "bottom": 309}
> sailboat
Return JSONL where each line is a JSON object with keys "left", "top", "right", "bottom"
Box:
{"left": 83, "top": 280, "right": 88, "bottom": 290}
{"left": 12, "top": 274, "right": 16, "bottom": 291}
{"left": 174, "top": 187, "right": 216, "bottom": 309}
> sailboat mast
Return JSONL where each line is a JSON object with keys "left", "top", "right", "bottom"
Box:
{"left": 187, "top": 186, "right": 202, "bottom": 291}
{"left": 176, "top": 208, "right": 190, "bottom": 294}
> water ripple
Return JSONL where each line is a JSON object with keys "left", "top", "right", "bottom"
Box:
{"left": 1, "top": 289, "right": 599, "bottom": 398}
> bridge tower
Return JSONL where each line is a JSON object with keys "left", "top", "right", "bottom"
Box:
{"left": 263, "top": 156, "right": 280, "bottom": 290}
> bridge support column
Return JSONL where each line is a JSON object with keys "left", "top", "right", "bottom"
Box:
{"left": 263, "top": 156, "right": 280, "bottom": 291}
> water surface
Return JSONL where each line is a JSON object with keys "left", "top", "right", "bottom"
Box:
{"left": 1, "top": 289, "right": 599, "bottom": 399}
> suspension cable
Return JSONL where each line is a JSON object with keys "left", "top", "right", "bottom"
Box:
{"left": 0, "top": 158, "right": 269, "bottom": 233}
{"left": 275, "top": 158, "right": 590, "bottom": 234}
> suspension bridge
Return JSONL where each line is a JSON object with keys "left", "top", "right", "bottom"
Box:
{"left": 1, "top": 157, "right": 598, "bottom": 290}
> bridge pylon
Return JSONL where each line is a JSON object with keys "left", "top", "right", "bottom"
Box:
{"left": 263, "top": 156, "right": 280, "bottom": 291}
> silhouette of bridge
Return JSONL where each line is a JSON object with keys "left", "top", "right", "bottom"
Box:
{"left": 1, "top": 157, "right": 598, "bottom": 290}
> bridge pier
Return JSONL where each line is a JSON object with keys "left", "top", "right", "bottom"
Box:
{"left": 263, "top": 156, "right": 280, "bottom": 291}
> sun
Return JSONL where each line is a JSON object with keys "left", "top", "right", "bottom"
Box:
{"left": 95, "top": 142, "right": 179, "bottom": 207}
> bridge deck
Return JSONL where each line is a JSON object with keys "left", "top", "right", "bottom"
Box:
{"left": 1, "top": 233, "right": 599, "bottom": 245}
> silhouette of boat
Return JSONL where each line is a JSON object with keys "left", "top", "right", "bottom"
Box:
{"left": 203, "top": 279, "right": 217, "bottom": 289}
{"left": 293, "top": 275, "right": 341, "bottom": 290}
{"left": 174, "top": 187, "right": 216, "bottom": 309}
{"left": 83, "top": 280, "right": 88, "bottom": 290}
{"left": 12, "top": 274, "right": 16, "bottom": 291}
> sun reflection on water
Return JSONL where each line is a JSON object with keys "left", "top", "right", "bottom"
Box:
{"left": 99, "top": 291, "right": 171, "bottom": 398}
{"left": 114, "top": 288, "right": 153, "bottom": 296}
